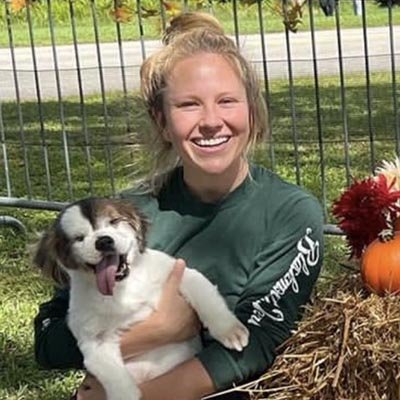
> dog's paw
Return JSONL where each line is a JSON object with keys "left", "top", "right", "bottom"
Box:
{"left": 108, "top": 389, "right": 141, "bottom": 400}
{"left": 209, "top": 316, "right": 249, "bottom": 352}
{"left": 106, "top": 380, "right": 142, "bottom": 400}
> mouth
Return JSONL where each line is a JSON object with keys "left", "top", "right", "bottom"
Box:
{"left": 192, "top": 136, "right": 230, "bottom": 148}
{"left": 115, "top": 255, "right": 130, "bottom": 281}
{"left": 86, "top": 254, "right": 130, "bottom": 296}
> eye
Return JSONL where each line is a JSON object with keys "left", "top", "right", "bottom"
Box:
{"left": 177, "top": 101, "right": 199, "bottom": 109}
{"left": 220, "top": 97, "right": 236, "bottom": 105}
{"left": 110, "top": 217, "right": 125, "bottom": 225}
{"left": 74, "top": 235, "right": 84, "bottom": 242}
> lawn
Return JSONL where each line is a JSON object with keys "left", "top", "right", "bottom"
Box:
{"left": 0, "top": 225, "right": 83, "bottom": 399}
{"left": 1, "top": 0, "right": 399, "bottom": 47}
{"left": 1, "top": 69, "right": 399, "bottom": 398}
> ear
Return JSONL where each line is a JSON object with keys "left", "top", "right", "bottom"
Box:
{"left": 119, "top": 201, "right": 149, "bottom": 253}
{"left": 162, "top": 129, "right": 171, "bottom": 143}
{"left": 155, "top": 110, "right": 163, "bottom": 127}
{"left": 154, "top": 110, "right": 171, "bottom": 143}
{"left": 33, "top": 229, "right": 70, "bottom": 288}
{"left": 129, "top": 211, "right": 149, "bottom": 253}
{"left": 136, "top": 213, "right": 149, "bottom": 253}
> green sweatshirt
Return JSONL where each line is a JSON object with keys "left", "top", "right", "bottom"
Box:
{"left": 34, "top": 164, "right": 324, "bottom": 391}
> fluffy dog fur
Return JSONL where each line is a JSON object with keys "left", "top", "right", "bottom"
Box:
{"left": 34, "top": 197, "right": 249, "bottom": 400}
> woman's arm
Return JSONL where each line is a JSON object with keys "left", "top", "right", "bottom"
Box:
{"left": 34, "top": 288, "right": 84, "bottom": 369}
{"left": 140, "top": 358, "right": 215, "bottom": 400}
{"left": 121, "top": 259, "right": 200, "bottom": 359}
{"left": 75, "top": 357, "right": 215, "bottom": 400}
{"left": 196, "top": 196, "right": 324, "bottom": 390}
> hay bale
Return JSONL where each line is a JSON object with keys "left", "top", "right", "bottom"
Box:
{"left": 241, "top": 274, "right": 400, "bottom": 400}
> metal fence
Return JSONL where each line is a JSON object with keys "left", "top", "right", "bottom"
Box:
{"left": 0, "top": 0, "right": 399, "bottom": 233}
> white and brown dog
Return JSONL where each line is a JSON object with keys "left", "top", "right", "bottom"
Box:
{"left": 34, "top": 197, "right": 249, "bottom": 400}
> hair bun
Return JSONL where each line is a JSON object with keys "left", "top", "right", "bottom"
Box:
{"left": 162, "top": 12, "right": 224, "bottom": 45}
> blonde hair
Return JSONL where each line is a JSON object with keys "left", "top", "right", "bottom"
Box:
{"left": 140, "top": 12, "right": 269, "bottom": 193}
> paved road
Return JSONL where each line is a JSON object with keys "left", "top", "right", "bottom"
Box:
{"left": 0, "top": 26, "right": 399, "bottom": 101}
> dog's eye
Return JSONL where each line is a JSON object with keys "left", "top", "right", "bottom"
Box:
{"left": 74, "top": 235, "right": 85, "bottom": 242}
{"left": 110, "top": 217, "right": 125, "bottom": 225}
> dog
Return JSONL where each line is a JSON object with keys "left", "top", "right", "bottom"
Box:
{"left": 34, "top": 197, "right": 249, "bottom": 400}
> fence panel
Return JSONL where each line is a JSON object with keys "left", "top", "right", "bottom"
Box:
{"left": 0, "top": 0, "right": 399, "bottom": 233}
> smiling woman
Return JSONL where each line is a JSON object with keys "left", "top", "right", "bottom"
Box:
{"left": 139, "top": 12, "right": 268, "bottom": 203}
{"left": 33, "top": 11, "right": 324, "bottom": 400}
{"left": 162, "top": 52, "right": 251, "bottom": 203}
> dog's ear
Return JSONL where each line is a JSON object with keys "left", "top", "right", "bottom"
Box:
{"left": 118, "top": 200, "right": 149, "bottom": 253}
{"left": 33, "top": 228, "right": 70, "bottom": 288}
{"left": 127, "top": 209, "right": 149, "bottom": 253}
{"left": 135, "top": 212, "right": 149, "bottom": 253}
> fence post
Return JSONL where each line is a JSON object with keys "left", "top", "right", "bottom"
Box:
{"left": 353, "top": 0, "right": 363, "bottom": 16}
{"left": 0, "top": 216, "right": 26, "bottom": 233}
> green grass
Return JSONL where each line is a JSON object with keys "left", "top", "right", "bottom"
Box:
{"left": 0, "top": 224, "right": 84, "bottom": 400}
{"left": 1, "top": 0, "right": 399, "bottom": 47}
{"left": 1, "top": 92, "right": 152, "bottom": 202}
{"left": 1, "top": 69, "right": 399, "bottom": 398}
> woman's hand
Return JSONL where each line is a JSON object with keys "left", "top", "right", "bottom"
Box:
{"left": 120, "top": 259, "right": 201, "bottom": 359}
{"left": 73, "top": 374, "right": 106, "bottom": 400}
{"left": 149, "top": 258, "right": 201, "bottom": 342}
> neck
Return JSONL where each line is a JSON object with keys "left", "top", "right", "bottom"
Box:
{"left": 183, "top": 160, "right": 249, "bottom": 203}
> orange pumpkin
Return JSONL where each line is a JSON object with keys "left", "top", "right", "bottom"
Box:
{"left": 361, "top": 232, "right": 400, "bottom": 295}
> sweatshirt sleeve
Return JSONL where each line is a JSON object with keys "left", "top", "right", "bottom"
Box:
{"left": 196, "top": 195, "right": 324, "bottom": 391}
{"left": 34, "top": 288, "right": 84, "bottom": 370}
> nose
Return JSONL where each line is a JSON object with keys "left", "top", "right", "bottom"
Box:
{"left": 199, "top": 105, "right": 223, "bottom": 135}
{"left": 95, "top": 235, "right": 115, "bottom": 252}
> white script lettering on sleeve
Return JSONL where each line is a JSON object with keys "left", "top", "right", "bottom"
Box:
{"left": 247, "top": 228, "right": 320, "bottom": 327}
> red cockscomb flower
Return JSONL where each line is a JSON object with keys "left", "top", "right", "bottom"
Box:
{"left": 332, "top": 174, "right": 400, "bottom": 258}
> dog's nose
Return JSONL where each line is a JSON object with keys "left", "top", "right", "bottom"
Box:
{"left": 95, "top": 235, "right": 115, "bottom": 252}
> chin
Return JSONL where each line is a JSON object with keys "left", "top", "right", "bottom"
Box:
{"left": 189, "top": 157, "right": 247, "bottom": 178}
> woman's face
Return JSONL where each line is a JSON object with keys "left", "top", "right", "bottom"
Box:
{"left": 162, "top": 53, "right": 251, "bottom": 184}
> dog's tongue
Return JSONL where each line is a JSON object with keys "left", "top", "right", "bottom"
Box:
{"left": 95, "top": 254, "right": 118, "bottom": 296}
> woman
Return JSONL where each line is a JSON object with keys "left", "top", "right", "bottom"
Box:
{"left": 34, "top": 12, "right": 324, "bottom": 400}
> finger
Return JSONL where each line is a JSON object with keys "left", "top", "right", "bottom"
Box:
{"left": 166, "top": 259, "right": 186, "bottom": 288}
{"left": 75, "top": 375, "right": 106, "bottom": 400}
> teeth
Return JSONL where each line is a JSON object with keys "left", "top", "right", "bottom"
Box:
{"left": 194, "top": 137, "right": 229, "bottom": 147}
